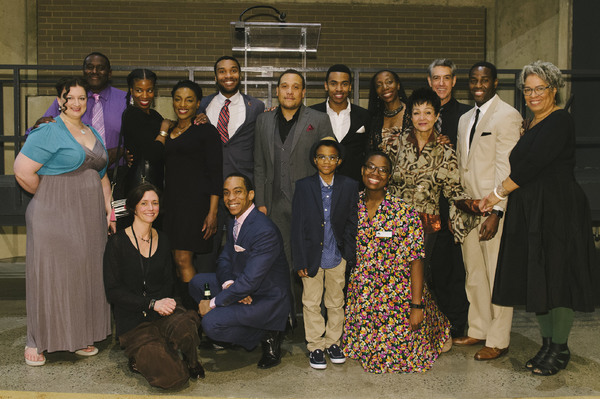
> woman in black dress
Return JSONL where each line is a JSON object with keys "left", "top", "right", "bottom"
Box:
{"left": 122, "top": 69, "right": 172, "bottom": 195}
{"left": 164, "top": 80, "right": 222, "bottom": 308}
{"left": 481, "top": 61, "right": 597, "bottom": 376}
{"left": 103, "top": 183, "right": 204, "bottom": 389}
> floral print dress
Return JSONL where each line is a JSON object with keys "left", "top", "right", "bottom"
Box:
{"left": 343, "top": 191, "right": 450, "bottom": 373}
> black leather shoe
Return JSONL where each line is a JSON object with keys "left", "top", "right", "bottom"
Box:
{"left": 189, "top": 363, "right": 205, "bottom": 380}
{"left": 257, "top": 331, "right": 282, "bottom": 369}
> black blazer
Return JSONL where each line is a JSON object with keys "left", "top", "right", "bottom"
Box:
{"left": 311, "top": 101, "right": 371, "bottom": 183}
{"left": 291, "top": 173, "right": 359, "bottom": 277}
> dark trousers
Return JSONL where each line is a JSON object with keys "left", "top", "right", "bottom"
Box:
{"left": 189, "top": 273, "right": 267, "bottom": 350}
{"left": 428, "top": 228, "right": 470, "bottom": 335}
{"left": 119, "top": 307, "right": 201, "bottom": 389}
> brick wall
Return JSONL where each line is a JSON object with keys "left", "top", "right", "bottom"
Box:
{"left": 36, "top": 0, "right": 485, "bottom": 100}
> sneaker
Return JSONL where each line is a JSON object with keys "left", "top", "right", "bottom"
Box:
{"left": 326, "top": 344, "right": 346, "bottom": 364}
{"left": 309, "top": 349, "right": 327, "bottom": 369}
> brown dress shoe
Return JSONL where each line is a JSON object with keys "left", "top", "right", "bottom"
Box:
{"left": 452, "top": 336, "right": 485, "bottom": 346}
{"left": 475, "top": 346, "right": 509, "bottom": 360}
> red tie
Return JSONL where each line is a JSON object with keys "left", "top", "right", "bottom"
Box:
{"left": 217, "top": 99, "right": 231, "bottom": 143}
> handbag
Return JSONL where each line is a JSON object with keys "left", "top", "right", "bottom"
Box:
{"left": 110, "top": 115, "right": 129, "bottom": 219}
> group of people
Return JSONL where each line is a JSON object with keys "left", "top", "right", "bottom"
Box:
{"left": 14, "top": 50, "right": 597, "bottom": 388}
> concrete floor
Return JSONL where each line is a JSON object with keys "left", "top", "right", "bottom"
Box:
{"left": 1, "top": 263, "right": 600, "bottom": 399}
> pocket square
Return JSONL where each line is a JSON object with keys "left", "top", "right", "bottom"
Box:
{"left": 481, "top": 132, "right": 492, "bottom": 136}
{"left": 234, "top": 244, "right": 246, "bottom": 252}
{"left": 307, "top": 124, "right": 314, "bottom": 131}
{"left": 356, "top": 125, "right": 366, "bottom": 133}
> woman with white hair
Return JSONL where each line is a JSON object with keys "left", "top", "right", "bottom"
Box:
{"left": 481, "top": 61, "right": 597, "bottom": 376}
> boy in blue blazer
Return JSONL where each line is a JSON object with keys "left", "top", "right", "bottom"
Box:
{"left": 291, "top": 137, "right": 358, "bottom": 369}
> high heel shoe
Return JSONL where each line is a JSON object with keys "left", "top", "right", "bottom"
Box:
{"left": 525, "top": 337, "right": 551, "bottom": 370}
{"left": 532, "top": 342, "right": 570, "bottom": 376}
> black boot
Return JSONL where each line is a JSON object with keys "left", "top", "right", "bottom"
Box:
{"left": 525, "top": 336, "right": 551, "bottom": 370}
{"left": 257, "top": 331, "right": 282, "bottom": 369}
{"left": 532, "top": 341, "right": 570, "bottom": 376}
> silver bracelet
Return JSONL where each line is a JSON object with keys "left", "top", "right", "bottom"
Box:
{"left": 493, "top": 186, "right": 507, "bottom": 201}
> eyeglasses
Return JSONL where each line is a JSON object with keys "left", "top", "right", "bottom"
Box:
{"left": 521, "top": 85, "right": 551, "bottom": 96}
{"left": 315, "top": 155, "right": 340, "bottom": 162}
{"left": 364, "top": 163, "right": 390, "bottom": 175}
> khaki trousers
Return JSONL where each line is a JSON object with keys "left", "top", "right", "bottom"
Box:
{"left": 301, "top": 258, "right": 346, "bottom": 352}
{"left": 461, "top": 219, "right": 513, "bottom": 349}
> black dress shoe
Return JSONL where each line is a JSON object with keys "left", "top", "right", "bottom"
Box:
{"left": 188, "top": 363, "right": 205, "bottom": 379}
{"left": 257, "top": 331, "right": 282, "bottom": 369}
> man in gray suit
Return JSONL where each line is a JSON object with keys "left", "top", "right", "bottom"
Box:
{"left": 254, "top": 69, "right": 334, "bottom": 322}
{"left": 196, "top": 56, "right": 266, "bottom": 273}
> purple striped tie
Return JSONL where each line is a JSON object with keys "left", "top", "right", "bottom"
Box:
{"left": 217, "top": 99, "right": 231, "bottom": 143}
{"left": 91, "top": 93, "right": 106, "bottom": 144}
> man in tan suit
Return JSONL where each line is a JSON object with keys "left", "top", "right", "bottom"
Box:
{"left": 454, "top": 61, "right": 522, "bottom": 360}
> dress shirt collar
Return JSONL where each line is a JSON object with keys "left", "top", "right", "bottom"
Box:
{"left": 88, "top": 86, "right": 112, "bottom": 101}
{"left": 216, "top": 90, "right": 242, "bottom": 107}
{"left": 326, "top": 98, "right": 351, "bottom": 116}
{"left": 319, "top": 174, "right": 335, "bottom": 188}
{"left": 277, "top": 105, "right": 302, "bottom": 123}
{"left": 234, "top": 203, "right": 255, "bottom": 228}
{"left": 474, "top": 93, "right": 497, "bottom": 117}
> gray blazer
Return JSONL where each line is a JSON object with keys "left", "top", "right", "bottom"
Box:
{"left": 199, "top": 92, "right": 265, "bottom": 181}
{"left": 253, "top": 105, "right": 334, "bottom": 211}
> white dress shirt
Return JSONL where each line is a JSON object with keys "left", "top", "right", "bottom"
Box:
{"left": 206, "top": 91, "right": 246, "bottom": 139}
{"left": 326, "top": 99, "right": 351, "bottom": 142}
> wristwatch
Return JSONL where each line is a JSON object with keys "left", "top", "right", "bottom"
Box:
{"left": 491, "top": 209, "right": 504, "bottom": 219}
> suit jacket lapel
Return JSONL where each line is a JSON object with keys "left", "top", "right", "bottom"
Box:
{"left": 234, "top": 207, "right": 257, "bottom": 248}
{"left": 467, "top": 96, "right": 498, "bottom": 164}
{"left": 290, "top": 106, "right": 309, "bottom": 153}
{"left": 309, "top": 175, "right": 325, "bottom": 219}
{"left": 267, "top": 111, "right": 277, "bottom": 164}
{"left": 232, "top": 94, "right": 251, "bottom": 137}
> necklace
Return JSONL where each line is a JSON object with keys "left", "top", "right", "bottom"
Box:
{"left": 383, "top": 104, "right": 404, "bottom": 117}
{"left": 171, "top": 123, "right": 191, "bottom": 138}
{"left": 63, "top": 117, "right": 87, "bottom": 134}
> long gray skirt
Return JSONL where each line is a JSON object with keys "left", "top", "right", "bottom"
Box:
{"left": 25, "top": 141, "right": 111, "bottom": 353}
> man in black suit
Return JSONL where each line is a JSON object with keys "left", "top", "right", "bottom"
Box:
{"left": 196, "top": 56, "right": 265, "bottom": 272}
{"left": 311, "top": 64, "right": 370, "bottom": 183}
{"left": 426, "top": 59, "right": 471, "bottom": 339}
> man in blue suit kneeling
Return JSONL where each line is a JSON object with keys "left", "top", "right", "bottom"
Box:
{"left": 189, "top": 173, "right": 290, "bottom": 369}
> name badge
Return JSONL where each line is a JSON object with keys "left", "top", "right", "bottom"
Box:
{"left": 376, "top": 230, "right": 392, "bottom": 238}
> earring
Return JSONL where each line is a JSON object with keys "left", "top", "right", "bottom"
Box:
{"left": 57, "top": 103, "right": 62, "bottom": 114}
{"left": 129, "top": 97, "right": 134, "bottom": 106}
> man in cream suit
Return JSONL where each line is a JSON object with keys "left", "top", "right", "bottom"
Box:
{"left": 454, "top": 61, "right": 522, "bottom": 360}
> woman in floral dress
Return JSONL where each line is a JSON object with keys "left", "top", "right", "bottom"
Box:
{"left": 343, "top": 151, "right": 451, "bottom": 373}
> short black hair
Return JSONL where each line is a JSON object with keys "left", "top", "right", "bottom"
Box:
{"left": 364, "top": 150, "right": 392, "bottom": 172}
{"left": 277, "top": 69, "right": 306, "bottom": 89}
{"left": 224, "top": 172, "right": 254, "bottom": 192}
{"left": 407, "top": 87, "right": 441, "bottom": 115}
{"left": 55, "top": 76, "right": 90, "bottom": 112}
{"left": 469, "top": 61, "right": 498, "bottom": 81}
{"left": 309, "top": 137, "right": 345, "bottom": 168}
{"left": 325, "top": 64, "right": 352, "bottom": 82}
{"left": 214, "top": 56, "right": 241, "bottom": 75}
{"left": 126, "top": 182, "right": 161, "bottom": 214}
{"left": 82, "top": 52, "right": 111, "bottom": 70}
{"left": 171, "top": 79, "right": 203, "bottom": 100}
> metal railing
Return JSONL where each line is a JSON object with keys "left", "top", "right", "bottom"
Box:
{"left": 1, "top": 64, "right": 599, "bottom": 224}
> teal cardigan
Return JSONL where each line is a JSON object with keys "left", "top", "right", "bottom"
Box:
{"left": 21, "top": 116, "right": 108, "bottom": 178}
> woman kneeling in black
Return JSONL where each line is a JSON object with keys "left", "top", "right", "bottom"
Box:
{"left": 103, "top": 183, "right": 204, "bottom": 389}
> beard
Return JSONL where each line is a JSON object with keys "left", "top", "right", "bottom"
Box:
{"left": 217, "top": 80, "right": 240, "bottom": 96}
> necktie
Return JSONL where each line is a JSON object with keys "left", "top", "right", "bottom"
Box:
{"left": 233, "top": 219, "right": 240, "bottom": 242}
{"left": 435, "top": 111, "right": 443, "bottom": 134}
{"left": 91, "top": 93, "right": 106, "bottom": 144}
{"left": 217, "top": 99, "right": 231, "bottom": 143}
{"left": 468, "top": 108, "right": 480, "bottom": 148}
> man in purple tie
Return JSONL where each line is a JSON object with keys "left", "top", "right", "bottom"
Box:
{"left": 27, "top": 52, "right": 127, "bottom": 169}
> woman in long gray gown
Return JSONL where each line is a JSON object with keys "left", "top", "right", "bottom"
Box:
{"left": 14, "top": 77, "right": 114, "bottom": 366}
